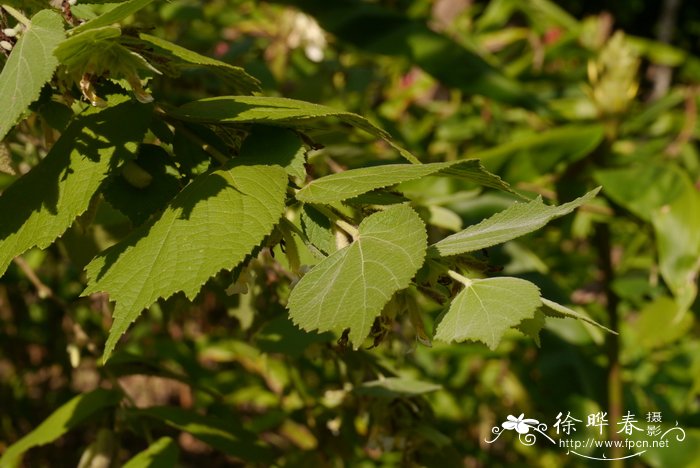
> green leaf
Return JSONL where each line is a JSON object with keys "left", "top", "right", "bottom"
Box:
{"left": 102, "top": 144, "right": 182, "bottom": 225}
{"left": 122, "top": 437, "right": 179, "bottom": 468}
{"left": 651, "top": 183, "right": 700, "bottom": 311}
{"left": 300, "top": 205, "right": 336, "bottom": 255}
{"left": 540, "top": 298, "right": 616, "bottom": 334}
{"left": 516, "top": 308, "right": 546, "bottom": 346}
{"left": 296, "top": 159, "right": 511, "bottom": 204}
{"left": 0, "top": 389, "right": 122, "bottom": 467}
{"left": 84, "top": 164, "right": 288, "bottom": 361}
{"left": 434, "top": 277, "right": 541, "bottom": 349}
{"left": 594, "top": 163, "right": 686, "bottom": 221}
{"left": 474, "top": 125, "right": 604, "bottom": 181}
{"left": 0, "top": 99, "right": 152, "bottom": 277}
{"left": 135, "top": 407, "right": 270, "bottom": 462}
{"left": 355, "top": 377, "right": 441, "bottom": 398}
{"left": 239, "top": 126, "right": 306, "bottom": 179}
{"left": 287, "top": 205, "right": 427, "bottom": 347}
{"left": 136, "top": 33, "right": 260, "bottom": 94}
{"left": 631, "top": 296, "right": 693, "bottom": 350}
{"left": 168, "top": 96, "right": 420, "bottom": 163}
{"left": 432, "top": 188, "right": 599, "bottom": 257}
{"left": 72, "top": 0, "right": 155, "bottom": 34}
{"left": 0, "top": 9, "right": 65, "bottom": 142}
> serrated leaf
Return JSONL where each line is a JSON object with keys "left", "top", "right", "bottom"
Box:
{"left": 137, "top": 33, "right": 260, "bottom": 94}
{"left": 72, "top": 0, "right": 155, "bottom": 34}
{"left": 134, "top": 406, "right": 270, "bottom": 462}
{"left": 434, "top": 277, "right": 541, "bottom": 349}
{"left": 287, "top": 205, "right": 427, "bottom": 347}
{"left": 300, "top": 205, "right": 335, "bottom": 255}
{"left": 0, "top": 9, "right": 65, "bottom": 142}
{"left": 432, "top": 188, "right": 599, "bottom": 257}
{"left": 55, "top": 26, "right": 122, "bottom": 69}
{"left": 355, "top": 377, "right": 441, "bottom": 398}
{"left": 239, "top": 126, "right": 306, "bottom": 179}
{"left": 296, "top": 159, "right": 511, "bottom": 204}
{"left": 540, "top": 298, "right": 616, "bottom": 334}
{"left": 0, "top": 389, "right": 122, "bottom": 467}
{"left": 122, "top": 437, "right": 178, "bottom": 468}
{"left": 168, "top": 96, "right": 420, "bottom": 163}
{"left": 0, "top": 99, "right": 152, "bottom": 277}
{"left": 84, "top": 164, "right": 288, "bottom": 360}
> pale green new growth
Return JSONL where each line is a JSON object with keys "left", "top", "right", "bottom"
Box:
{"left": 434, "top": 277, "right": 541, "bottom": 349}
{"left": 168, "top": 96, "right": 420, "bottom": 163}
{"left": 433, "top": 188, "right": 600, "bottom": 256}
{"left": 296, "top": 159, "right": 511, "bottom": 204}
{"left": 71, "top": 0, "right": 155, "bottom": 34}
{"left": 84, "top": 164, "right": 288, "bottom": 361}
{"left": 0, "top": 389, "right": 121, "bottom": 467}
{"left": 0, "top": 100, "right": 152, "bottom": 276}
{"left": 0, "top": 9, "right": 65, "bottom": 142}
{"left": 287, "top": 205, "right": 427, "bottom": 347}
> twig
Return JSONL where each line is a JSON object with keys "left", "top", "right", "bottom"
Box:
{"left": 12, "top": 256, "right": 53, "bottom": 299}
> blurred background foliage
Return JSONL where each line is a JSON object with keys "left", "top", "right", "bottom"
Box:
{"left": 1, "top": 0, "right": 700, "bottom": 466}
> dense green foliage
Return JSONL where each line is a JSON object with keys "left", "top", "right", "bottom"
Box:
{"left": 0, "top": 1, "right": 699, "bottom": 466}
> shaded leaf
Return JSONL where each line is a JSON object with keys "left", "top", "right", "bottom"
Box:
{"left": 135, "top": 407, "right": 270, "bottom": 462}
{"left": 0, "top": 390, "right": 122, "bottom": 467}
{"left": 239, "top": 126, "right": 306, "bottom": 179}
{"left": 137, "top": 33, "right": 260, "bottom": 94}
{"left": 72, "top": 0, "right": 155, "bottom": 34}
{"left": 0, "top": 99, "right": 152, "bottom": 276}
{"left": 296, "top": 159, "right": 511, "bottom": 204}
{"left": 0, "top": 9, "right": 65, "bottom": 142}
{"left": 167, "top": 96, "right": 420, "bottom": 163}
{"left": 434, "top": 277, "right": 541, "bottom": 349}
{"left": 288, "top": 205, "right": 427, "bottom": 347}
{"left": 102, "top": 144, "right": 181, "bottom": 225}
{"left": 122, "top": 437, "right": 179, "bottom": 468}
{"left": 432, "top": 188, "right": 599, "bottom": 257}
{"left": 84, "top": 164, "right": 288, "bottom": 361}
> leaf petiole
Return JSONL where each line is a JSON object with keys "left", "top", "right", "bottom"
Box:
{"left": 447, "top": 269, "right": 473, "bottom": 287}
{"left": 1, "top": 5, "right": 30, "bottom": 28}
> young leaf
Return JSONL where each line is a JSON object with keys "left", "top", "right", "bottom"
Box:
{"left": 122, "top": 437, "right": 179, "bottom": 468}
{"left": 432, "top": 188, "right": 600, "bottom": 257}
{"left": 136, "top": 33, "right": 260, "bottom": 95}
{"left": 134, "top": 406, "right": 271, "bottom": 462}
{"left": 0, "top": 99, "right": 152, "bottom": 276}
{"left": 0, "top": 389, "right": 122, "bottom": 467}
{"left": 0, "top": 9, "right": 65, "bottom": 142}
{"left": 84, "top": 164, "right": 288, "bottom": 361}
{"left": 540, "top": 298, "right": 616, "bottom": 334}
{"left": 287, "top": 204, "right": 427, "bottom": 347}
{"left": 71, "top": 0, "right": 155, "bottom": 34}
{"left": 167, "top": 96, "right": 420, "bottom": 163}
{"left": 296, "top": 159, "right": 511, "bottom": 204}
{"left": 434, "top": 277, "right": 541, "bottom": 349}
